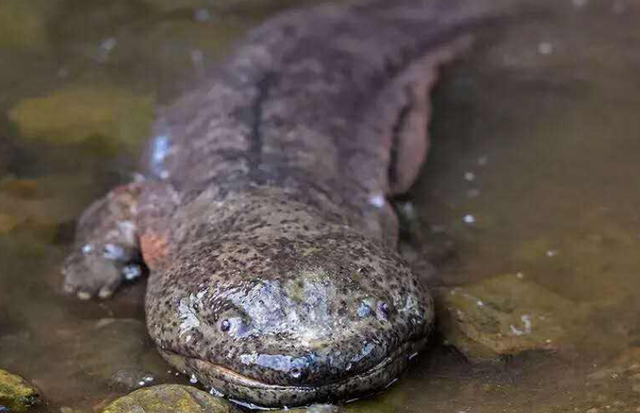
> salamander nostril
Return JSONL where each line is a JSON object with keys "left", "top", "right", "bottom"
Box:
{"left": 378, "top": 301, "right": 390, "bottom": 319}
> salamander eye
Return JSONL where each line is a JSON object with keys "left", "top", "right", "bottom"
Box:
{"left": 220, "top": 319, "right": 231, "bottom": 332}
{"left": 217, "top": 314, "right": 250, "bottom": 337}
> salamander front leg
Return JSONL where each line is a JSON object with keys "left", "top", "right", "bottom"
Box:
{"left": 62, "top": 182, "right": 146, "bottom": 300}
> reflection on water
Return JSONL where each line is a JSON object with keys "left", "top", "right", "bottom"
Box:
{"left": 1, "top": 0, "right": 639, "bottom": 412}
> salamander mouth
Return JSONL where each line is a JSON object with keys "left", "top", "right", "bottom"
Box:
{"left": 158, "top": 338, "right": 426, "bottom": 408}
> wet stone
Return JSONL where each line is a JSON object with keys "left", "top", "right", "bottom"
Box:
{"left": 434, "top": 274, "right": 579, "bottom": 362}
{"left": 8, "top": 83, "right": 154, "bottom": 151}
{"left": 101, "top": 384, "right": 241, "bottom": 413}
{"left": 0, "top": 369, "right": 40, "bottom": 412}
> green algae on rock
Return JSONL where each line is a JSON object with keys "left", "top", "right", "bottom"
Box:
{"left": 435, "top": 274, "right": 580, "bottom": 362}
{"left": 8, "top": 84, "right": 154, "bottom": 151}
{"left": 101, "top": 384, "right": 241, "bottom": 413}
{"left": 0, "top": 369, "right": 40, "bottom": 412}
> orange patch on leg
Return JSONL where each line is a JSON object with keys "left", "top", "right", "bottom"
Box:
{"left": 140, "top": 232, "right": 170, "bottom": 270}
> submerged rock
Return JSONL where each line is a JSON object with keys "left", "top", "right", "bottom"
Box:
{"left": 435, "top": 274, "right": 579, "bottom": 362}
{"left": 0, "top": 369, "right": 40, "bottom": 412}
{"left": 101, "top": 384, "right": 241, "bottom": 413}
{"left": 0, "top": 0, "right": 58, "bottom": 53}
{"left": 8, "top": 84, "right": 154, "bottom": 151}
{"left": 0, "top": 176, "right": 91, "bottom": 242}
{"left": 59, "top": 319, "right": 150, "bottom": 384}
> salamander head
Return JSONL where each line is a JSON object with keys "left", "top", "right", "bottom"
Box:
{"left": 145, "top": 191, "right": 433, "bottom": 408}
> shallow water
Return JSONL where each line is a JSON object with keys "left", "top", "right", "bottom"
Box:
{"left": 0, "top": 0, "right": 639, "bottom": 412}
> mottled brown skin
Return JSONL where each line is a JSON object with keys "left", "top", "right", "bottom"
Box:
{"left": 62, "top": 0, "right": 490, "bottom": 407}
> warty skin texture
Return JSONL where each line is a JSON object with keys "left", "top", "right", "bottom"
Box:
{"left": 62, "top": 0, "right": 492, "bottom": 407}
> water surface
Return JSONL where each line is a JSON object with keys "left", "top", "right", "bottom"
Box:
{"left": 0, "top": 0, "right": 639, "bottom": 412}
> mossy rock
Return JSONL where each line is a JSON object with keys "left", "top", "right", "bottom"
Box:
{"left": 102, "top": 384, "right": 241, "bottom": 413}
{"left": 8, "top": 84, "right": 154, "bottom": 152}
{"left": 434, "top": 274, "right": 582, "bottom": 362}
{"left": 0, "top": 369, "right": 40, "bottom": 412}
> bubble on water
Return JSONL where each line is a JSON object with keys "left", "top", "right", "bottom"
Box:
{"left": 477, "top": 156, "right": 488, "bottom": 166}
{"left": 103, "top": 243, "right": 124, "bottom": 260}
{"left": 538, "top": 42, "right": 554, "bottom": 55}
{"left": 123, "top": 264, "right": 142, "bottom": 281}
{"left": 191, "top": 49, "right": 205, "bottom": 77}
{"left": 100, "top": 37, "right": 117, "bottom": 51}
{"left": 190, "top": 374, "right": 198, "bottom": 384}
{"left": 510, "top": 314, "right": 533, "bottom": 336}
{"left": 464, "top": 172, "right": 476, "bottom": 181}
{"left": 368, "top": 193, "right": 385, "bottom": 209}
{"left": 81, "top": 244, "right": 93, "bottom": 254}
{"left": 612, "top": 1, "right": 625, "bottom": 13}
{"left": 463, "top": 214, "right": 476, "bottom": 224}
{"left": 98, "top": 37, "right": 117, "bottom": 62}
{"left": 546, "top": 250, "right": 559, "bottom": 257}
{"left": 209, "top": 387, "right": 224, "bottom": 397}
{"left": 194, "top": 8, "right": 211, "bottom": 21}
{"left": 467, "top": 188, "right": 481, "bottom": 198}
